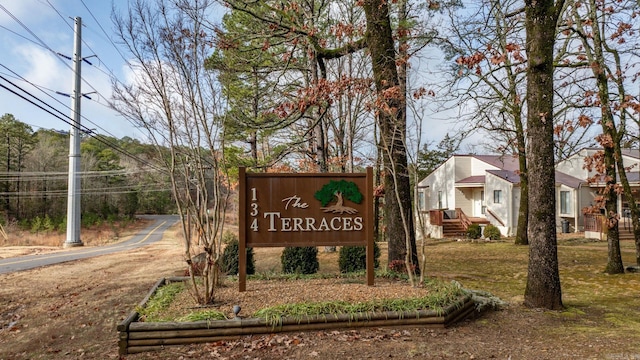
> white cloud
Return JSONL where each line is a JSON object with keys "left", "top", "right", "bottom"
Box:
{"left": 15, "top": 44, "right": 69, "bottom": 89}
{"left": 0, "top": 0, "right": 55, "bottom": 27}
{"left": 0, "top": 2, "right": 27, "bottom": 26}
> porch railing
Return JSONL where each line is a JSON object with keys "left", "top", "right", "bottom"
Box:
{"left": 429, "top": 210, "right": 444, "bottom": 226}
{"left": 485, "top": 208, "right": 505, "bottom": 227}
{"left": 456, "top": 208, "right": 472, "bottom": 230}
{"left": 584, "top": 213, "right": 602, "bottom": 232}
{"left": 429, "top": 208, "right": 472, "bottom": 231}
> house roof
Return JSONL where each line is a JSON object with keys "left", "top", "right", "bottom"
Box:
{"left": 555, "top": 171, "right": 584, "bottom": 189}
{"left": 625, "top": 172, "right": 640, "bottom": 183}
{"left": 421, "top": 152, "right": 615, "bottom": 188}
{"left": 576, "top": 147, "right": 640, "bottom": 159}
{"left": 471, "top": 155, "right": 520, "bottom": 171}
{"left": 418, "top": 154, "right": 521, "bottom": 186}
{"left": 456, "top": 175, "right": 485, "bottom": 186}
{"left": 589, "top": 171, "right": 640, "bottom": 185}
{"left": 486, "top": 170, "right": 520, "bottom": 184}
{"left": 456, "top": 175, "right": 484, "bottom": 184}
{"left": 482, "top": 169, "right": 584, "bottom": 188}
{"left": 621, "top": 148, "right": 640, "bottom": 159}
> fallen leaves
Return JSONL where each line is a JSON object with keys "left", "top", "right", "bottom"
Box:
{"left": 0, "top": 305, "right": 23, "bottom": 333}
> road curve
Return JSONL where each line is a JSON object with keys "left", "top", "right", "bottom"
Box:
{"left": 0, "top": 214, "right": 179, "bottom": 275}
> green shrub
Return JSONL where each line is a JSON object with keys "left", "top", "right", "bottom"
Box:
{"left": 57, "top": 218, "right": 67, "bottom": 233}
{"left": 123, "top": 191, "right": 139, "bottom": 218}
{"left": 99, "top": 202, "right": 118, "bottom": 219}
{"left": 281, "top": 246, "right": 319, "bottom": 274}
{"left": 30, "top": 216, "right": 42, "bottom": 233}
{"left": 483, "top": 224, "right": 501, "bottom": 240}
{"left": 81, "top": 213, "right": 102, "bottom": 227}
{"left": 18, "top": 218, "right": 30, "bottom": 230}
{"left": 338, "top": 243, "right": 381, "bottom": 273}
{"left": 221, "top": 237, "right": 255, "bottom": 275}
{"left": 222, "top": 231, "right": 237, "bottom": 245}
{"left": 106, "top": 214, "right": 118, "bottom": 224}
{"left": 42, "top": 215, "right": 55, "bottom": 232}
{"left": 466, "top": 223, "right": 481, "bottom": 239}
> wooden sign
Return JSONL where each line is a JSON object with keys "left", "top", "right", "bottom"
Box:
{"left": 238, "top": 167, "right": 374, "bottom": 291}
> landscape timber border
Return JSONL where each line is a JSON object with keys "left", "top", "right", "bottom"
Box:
{"left": 238, "top": 167, "right": 375, "bottom": 291}
{"left": 117, "top": 277, "right": 476, "bottom": 355}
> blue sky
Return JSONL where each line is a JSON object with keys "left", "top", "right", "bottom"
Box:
{"left": 0, "top": 0, "right": 150, "bottom": 139}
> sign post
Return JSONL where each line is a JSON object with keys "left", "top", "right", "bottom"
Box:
{"left": 238, "top": 167, "right": 374, "bottom": 291}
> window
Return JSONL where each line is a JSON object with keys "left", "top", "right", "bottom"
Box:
{"left": 438, "top": 191, "right": 443, "bottom": 209}
{"left": 493, "top": 190, "right": 502, "bottom": 204}
{"left": 560, "top": 191, "right": 571, "bottom": 214}
{"left": 481, "top": 191, "right": 486, "bottom": 214}
{"left": 418, "top": 191, "right": 425, "bottom": 211}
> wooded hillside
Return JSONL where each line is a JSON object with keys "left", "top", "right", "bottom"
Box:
{"left": 0, "top": 113, "right": 174, "bottom": 228}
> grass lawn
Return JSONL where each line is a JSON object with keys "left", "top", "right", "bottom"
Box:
{"left": 142, "top": 234, "right": 640, "bottom": 342}
{"left": 425, "top": 236, "right": 640, "bottom": 339}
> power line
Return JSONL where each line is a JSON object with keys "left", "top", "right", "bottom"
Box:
{"left": 0, "top": 62, "right": 136, "bottom": 151}
{"left": 0, "top": 77, "right": 78, "bottom": 129}
{"left": 0, "top": 169, "right": 160, "bottom": 176}
{"left": 0, "top": 187, "right": 172, "bottom": 198}
{"left": 0, "top": 71, "right": 169, "bottom": 176}
{"left": 0, "top": 71, "right": 103, "bottom": 137}
{"left": 0, "top": 2, "right": 187, "bottom": 180}
{"left": 0, "top": 169, "right": 164, "bottom": 182}
{"left": 0, "top": 65, "right": 83, "bottom": 124}
{"left": 0, "top": 4, "right": 59, "bottom": 54}
{"left": 78, "top": 0, "right": 132, "bottom": 69}
{"left": 10, "top": 1, "right": 130, "bottom": 140}
{"left": 0, "top": 5, "right": 110, "bottom": 133}
{"left": 44, "top": 0, "right": 144, "bottom": 140}
{"left": 0, "top": 2, "right": 130, "bottom": 140}
{"left": 0, "top": 71, "right": 60, "bottom": 95}
{"left": 43, "top": 0, "right": 74, "bottom": 31}
{"left": 0, "top": 68, "right": 131, "bottom": 135}
{"left": 0, "top": 24, "right": 45, "bottom": 48}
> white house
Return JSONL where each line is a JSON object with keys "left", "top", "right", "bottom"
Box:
{"left": 416, "top": 149, "right": 640, "bottom": 239}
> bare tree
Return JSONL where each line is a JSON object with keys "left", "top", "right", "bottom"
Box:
{"left": 560, "top": 0, "right": 640, "bottom": 269}
{"left": 112, "top": 0, "right": 228, "bottom": 305}
{"left": 444, "top": 0, "right": 531, "bottom": 244}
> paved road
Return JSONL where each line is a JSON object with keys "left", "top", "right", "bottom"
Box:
{"left": 0, "top": 214, "right": 179, "bottom": 275}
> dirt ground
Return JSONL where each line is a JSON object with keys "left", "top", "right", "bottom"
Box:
{"left": 2, "top": 227, "right": 640, "bottom": 359}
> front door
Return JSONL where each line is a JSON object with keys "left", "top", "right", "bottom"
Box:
{"left": 473, "top": 189, "right": 485, "bottom": 217}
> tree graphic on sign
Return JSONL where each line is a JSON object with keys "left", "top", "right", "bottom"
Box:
{"left": 314, "top": 180, "right": 363, "bottom": 214}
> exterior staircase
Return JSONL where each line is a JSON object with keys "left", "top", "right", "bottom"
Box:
{"left": 619, "top": 219, "right": 635, "bottom": 240}
{"left": 618, "top": 228, "right": 635, "bottom": 241}
{"left": 427, "top": 208, "right": 492, "bottom": 239}
{"left": 586, "top": 214, "right": 636, "bottom": 240}
{"left": 442, "top": 220, "right": 467, "bottom": 238}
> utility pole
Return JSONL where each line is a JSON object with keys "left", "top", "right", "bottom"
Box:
{"left": 64, "top": 17, "right": 83, "bottom": 248}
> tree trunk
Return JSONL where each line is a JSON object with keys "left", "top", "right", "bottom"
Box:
{"left": 514, "top": 100, "right": 529, "bottom": 245}
{"left": 601, "top": 120, "right": 624, "bottom": 275}
{"left": 605, "top": 225, "right": 624, "bottom": 272}
{"left": 584, "top": 0, "right": 624, "bottom": 273}
{"left": 374, "top": 130, "right": 382, "bottom": 243}
{"left": 362, "top": 0, "right": 419, "bottom": 273}
{"left": 250, "top": 67, "right": 259, "bottom": 168}
{"left": 523, "top": 0, "right": 563, "bottom": 310}
{"left": 604, "top": 161, "right": 624, "bottom": 274}
{"left": 616, "top": 146, "right": 640, "bottom": 266}
{"left": 515, "top": 144, "right": 529, "bottom": 245}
